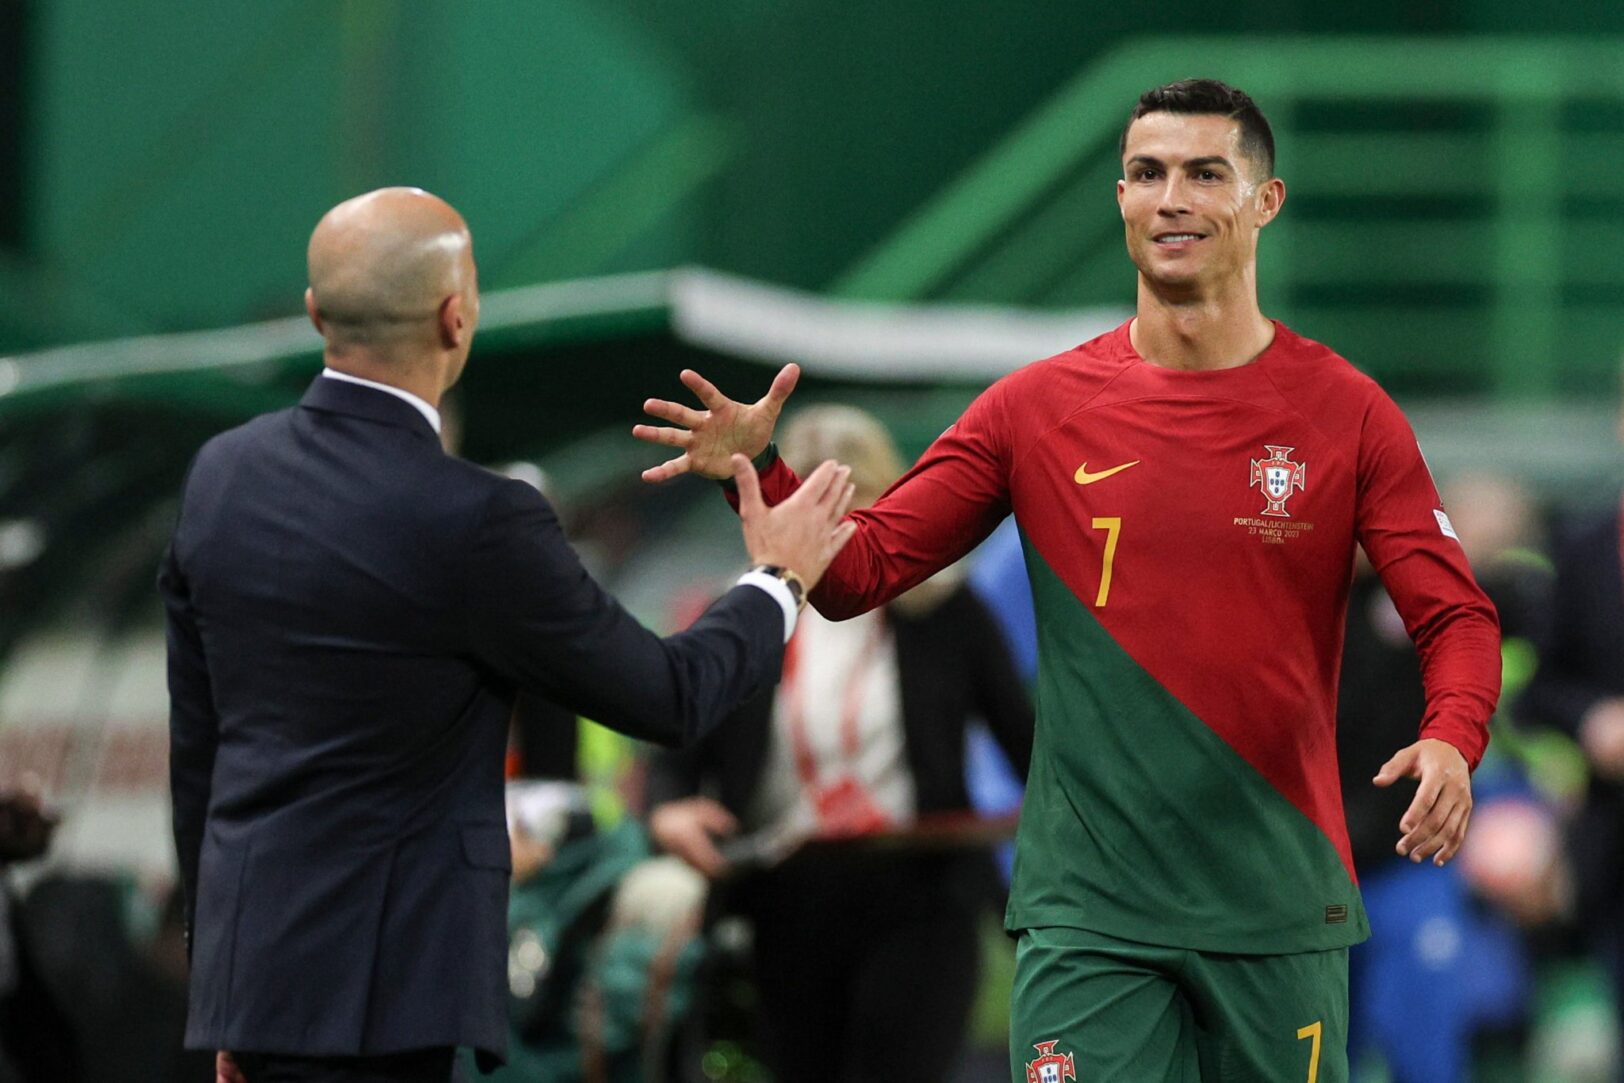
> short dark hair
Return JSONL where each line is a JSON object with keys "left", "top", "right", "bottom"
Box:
{"left": 1119, "top": 79, "right": 1276, "bottom": 179}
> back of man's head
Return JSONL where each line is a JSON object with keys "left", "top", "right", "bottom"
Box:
{"left": 306, "top": 187, "right": 474, "bottom": 356}
{"left": 1120, "top": 79, "right": 1276, "bottom": 179}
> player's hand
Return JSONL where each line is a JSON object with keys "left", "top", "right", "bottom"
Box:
{"left": 216, "top": 1051, "right": 248, "bottom": 1083}
{"left": 1578, "top": 698, "right": 1624, "bottom": 780}
{"left": 1373, "top": 737, "right": 1472, "bottom": 866}
{"left": 650, "top": 797, "right": 739, "bottom": 879}
{"left": 735, "top": 455, "right": 857, "bottom": 592}
{"left": 634, "top": 364, "right": 800, "bottom": 482}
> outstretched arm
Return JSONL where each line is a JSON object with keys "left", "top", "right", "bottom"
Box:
{"left": 634, "top": 364, "right": 801, "bottom": 482}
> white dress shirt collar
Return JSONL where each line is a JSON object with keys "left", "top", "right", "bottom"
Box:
{"left": 320, "top": 368, "right": 442, "bottom": 435}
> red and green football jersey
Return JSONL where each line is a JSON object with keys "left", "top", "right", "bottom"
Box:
{"left": 747, "top": 320, "right": 1500, "bottom": 953}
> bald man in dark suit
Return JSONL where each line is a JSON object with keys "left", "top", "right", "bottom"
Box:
{"left": 162, "top": 188, "right": 854, "bottom": 1083}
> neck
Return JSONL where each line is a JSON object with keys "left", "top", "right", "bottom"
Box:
{"left": 1130, "top": 268, "right": 1273, "bottom": 372}
{"left": 323, "top": 348, "right": 444, "bottom": 408}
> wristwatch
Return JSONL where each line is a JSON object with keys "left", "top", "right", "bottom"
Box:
{"left": 749, "top": 564, "right": 807, "bottom": 612}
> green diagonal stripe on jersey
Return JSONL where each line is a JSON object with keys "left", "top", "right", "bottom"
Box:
{"left": 1007, "top": 533, "right": 1369, "bottom": 954}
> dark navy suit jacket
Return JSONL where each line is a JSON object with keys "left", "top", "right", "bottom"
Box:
{"left": 160, "top": 376, "right": 783, "bottom": 1063}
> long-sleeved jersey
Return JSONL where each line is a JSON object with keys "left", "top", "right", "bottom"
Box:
{"left": 746, "top": 320, "right": 1501, "bottom": 953}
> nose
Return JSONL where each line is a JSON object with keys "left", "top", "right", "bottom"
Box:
{"left": 1156, "top": 174, "right": 1190, "bottom": 217}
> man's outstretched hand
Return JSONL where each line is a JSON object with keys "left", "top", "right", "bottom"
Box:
{"left": 1373, "top": 737, "right": 1473, "bottom": 867}
{"left": 735, "top": 454, "right": 856, "bottom": 592}
{"left": 634, "top": 364, "right": 800, "bottom": 482}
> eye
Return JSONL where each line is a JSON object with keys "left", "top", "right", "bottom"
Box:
{"left": 1197, "top": 169, "right": 1223, "bottom": 182}
{"left": 1134, "top": 167, "right": 1160, "bottom": 182}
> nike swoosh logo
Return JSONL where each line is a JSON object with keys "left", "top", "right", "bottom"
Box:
{"left": 1074, "top": 460, "right": 1140, "bottom": 485}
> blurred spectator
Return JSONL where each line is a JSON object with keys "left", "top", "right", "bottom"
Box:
{"left": 1337, "top": 472, "right": 1553, "bottom": 1083}
{"left": 644, "top": 405, "right": 1033, "bottom": 1083}
{"left": 1517, "top": 456, "right": 1624, "bottom": 1065}
{"left": 0, "top": 783, "right": 74, "bottom": 1083}
{"left": 480, "top": 783, "right": 690, "bottom": 1083}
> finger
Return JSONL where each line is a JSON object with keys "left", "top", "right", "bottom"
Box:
{"left": 1399, "top": 789, "right": 1453, "bottom": 859}
{"left": 835, "top": 481, "right": 857, "bottom": 520}
{"left": 1428, "top": 803, "right": 1471, "bottom": 866}
{"left": 795, "top": 459, "right": 840, "bottom": 503}
{"left": 640, "top": 455, "right": 692, "bottom": 484}
{"left": 1373, "top": 747, "right": 1416, "bottom": 787}
{"left": 631, "top": 423, "right": 693, "bottom": 449}
{"left": 643, "top": 397, "right": 706, "bottom": 428}
{"left": 1447, "top": 803, "right": 1473, "bottom": 865}
{"left": 828, "top": 519, "right": 859, "bottom": 556}
{"left": 764, "top": 363, "right": 801, "bottom": 411}
{"left": 1409, "top": 799, "right": 1466, "bottom": 866}
{"left": 680, "top": 369, "right": 730, "bottom": 411}
{"left": 732, "top": 454, "right": 764, "bottom": 516}
{"left": 814, "top": 466, "right": 853, "bottom": 513}
{"left": 1399, "top": 771, "right": 1444, "bottom": 836}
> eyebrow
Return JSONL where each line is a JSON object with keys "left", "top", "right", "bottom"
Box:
{"left": 1125, "top": 154, "right": 1237, "bottom": 172}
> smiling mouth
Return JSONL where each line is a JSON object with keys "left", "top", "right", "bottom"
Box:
{"left": 1153, "top": 232, "right": 1205, "bottom": 244}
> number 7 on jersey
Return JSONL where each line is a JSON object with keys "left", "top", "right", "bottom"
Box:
{"left": 1090, "top": 517, "right": 1122, "bottom": 607}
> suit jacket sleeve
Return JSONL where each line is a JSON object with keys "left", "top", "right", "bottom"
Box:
{"left": 464, "top": 479, "right": 783, "bottom": 748}
{"left": 159, "top": 537, "right": 217, "bottom": 946}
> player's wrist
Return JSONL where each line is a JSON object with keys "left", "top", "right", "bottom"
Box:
{"left": 717, "top": 443, "right": 779, "bottom": 490}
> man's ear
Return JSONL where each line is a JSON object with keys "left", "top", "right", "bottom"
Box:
{"left": 438, "top": 293, "right": 466, "bottom": 349}
{"left": 1255, "top": 177, "right": 1286, "bottom": 229}
{"left": 304, "top": 288, "right": 324, "bottom": 334}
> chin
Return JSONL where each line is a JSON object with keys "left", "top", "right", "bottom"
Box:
{"left": 1138, "top": 263, "right": 1203, "bottom": 291}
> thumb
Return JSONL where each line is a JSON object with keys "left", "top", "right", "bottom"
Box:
{"left": 1373, "top": 745, "right": 1417, "bottom": 787}
{"left": 765, "top": 363, "right": 800, "bottom": 412}
{"left": 732, "top": 453, "right": 764, "bottom": 515}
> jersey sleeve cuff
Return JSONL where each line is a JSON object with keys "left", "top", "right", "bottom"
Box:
{"left": 718, "top": 443, "right": 780, "bottom": 493}
{"left": 1418, "top": 718, "right": 1488, "bottom": 771}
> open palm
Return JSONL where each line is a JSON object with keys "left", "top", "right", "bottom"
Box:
{"left": 633, "top": 364, "right": 800, "bottom": 482}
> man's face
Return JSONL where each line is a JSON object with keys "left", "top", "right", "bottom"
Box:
{"left": 1115, "top": 112, "right": 1281, "bottom": 292}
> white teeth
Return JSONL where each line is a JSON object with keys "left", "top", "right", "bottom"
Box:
{"left": 1156, "top": 233, "right": 1200, "bottom": 242}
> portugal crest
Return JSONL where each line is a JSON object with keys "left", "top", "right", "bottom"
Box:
{"left": 1025, "top": 1040, "right": 1077, "bottom": 1083}
{"left": 1250, "top": 444, "right": 1306, "bottom": 518}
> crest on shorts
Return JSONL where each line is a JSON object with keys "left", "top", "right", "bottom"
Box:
{"left": 1250, "top": 444, "right": 1306, "bottom": 518}
{"left": 1025, "top": 1039, "right": 1077, "bottom": 1083}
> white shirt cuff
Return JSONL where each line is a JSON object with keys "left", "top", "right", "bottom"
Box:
{"left": 736, "top": 572, "right": 799, "bottom": 643}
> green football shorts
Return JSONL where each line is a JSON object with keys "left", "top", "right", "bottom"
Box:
{"left": 1010, "top": 926, "right": 1349, "bottom": 1083}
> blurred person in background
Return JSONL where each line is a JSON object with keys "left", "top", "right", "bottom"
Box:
{"left": 1337, "top": 472, "right": 1551, "bottom": 1083}
{"left": 635, "top": 79, "right": 1502, "bottom": 1082}
{"left": 0, "top": 783, "right": 74, "bottom": 1083}
{"left": 161, "top": 187, "right": 855, "bottom": 1083}
{"left": 1518, "top": 375, "right": 1624, "bottom": 1075}
{"left": 644, "top": 405, "right": 1034, "bottom": 1083}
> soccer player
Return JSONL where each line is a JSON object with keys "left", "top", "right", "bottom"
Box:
{"left": 633, "top": 79, "right": 1501, "bottom": 1083}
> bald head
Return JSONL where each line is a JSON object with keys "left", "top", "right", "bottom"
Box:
{"left": 306, "top": 187, "right": 476, "bottom": 353}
